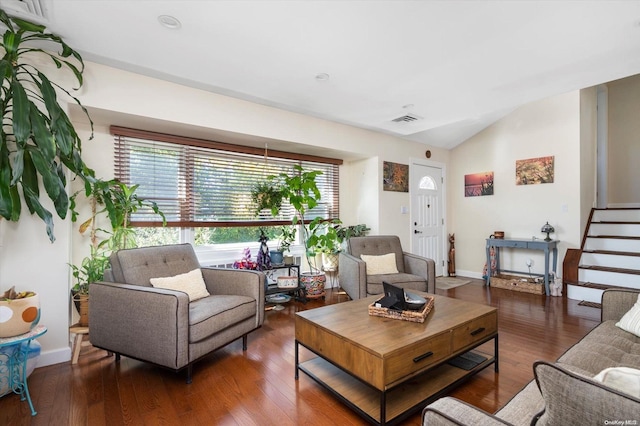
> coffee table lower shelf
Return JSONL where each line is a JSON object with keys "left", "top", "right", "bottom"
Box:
{"left": 296, "top": 350, "right": 496, "bottom": 426}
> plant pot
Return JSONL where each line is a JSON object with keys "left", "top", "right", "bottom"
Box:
{"left": 270, "top": 250, "right": 284, "bottom": 265}
{"left": 300, "top": 272, "right": 326, "bottom": 299}
{"left": 283, "top": 255, "right": 294, "bottom": 265}
{"left": 72, "top": 293, "right": 90, "bottom": 327}
{"left": 322, "top": 252, "right": 339, "bottom": 272}
{"left": 0, "top": 293, "right": 40, "bottom": 338}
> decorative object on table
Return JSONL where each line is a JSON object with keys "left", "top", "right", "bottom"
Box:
{"left": 256, "top": 228, "right": 272, "bottom": 270}
{"left": 448, "top": 233, "right": 456, "bottom": 277}
{"left": 541, "top": 221, "right": 555, "bottom": 241}
{"left": 233, "top": 248, "right": 259, "bottom": 270}
{"left": 0, "top": 287, "right": 39, "bottom": 338}
{"left": 464, "top": 171, "right": 494, "bottom": 197}
{"left": 383, "top": 161, "right": 409, "bottom": 192}
{"left": 516, "top": 156, "right": 554, "bottom": 185}
{"left": 492, "top": 231, "right": 504, "bottom": 239}
{"left": 277, "top": 276, "right": 298, "bottom": 289}
{"left": 265, "top": 293, "right": 291, "bottom": 311}
{"left": 369, "top": 294, "right": 435, "bottom": 323}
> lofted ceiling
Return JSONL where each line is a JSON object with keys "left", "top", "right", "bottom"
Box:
{"left": 4, "top": 0, "right": 640, "bottom": 149}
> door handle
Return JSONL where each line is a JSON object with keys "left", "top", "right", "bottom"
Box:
{"left": 414, "top": 230, "right": 422, "bottom": 234}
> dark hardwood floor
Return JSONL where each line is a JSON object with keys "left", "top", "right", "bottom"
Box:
{"left": 1, "top": 279, "right": 601, "bottom": 425}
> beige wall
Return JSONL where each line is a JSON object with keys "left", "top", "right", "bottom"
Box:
{"left": 448, "top": 91, "right": 584, "bottom": 279}
{"left": 607, "top": 74, "right": 640, "bottom": 206}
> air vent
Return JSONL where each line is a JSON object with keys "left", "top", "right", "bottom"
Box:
{"left": 391, "top": 113, "right": 423, "bottom": 123}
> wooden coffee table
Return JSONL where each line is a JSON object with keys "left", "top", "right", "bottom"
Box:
{"left": 295, "top": 293, "right": 498, "bottom": 425}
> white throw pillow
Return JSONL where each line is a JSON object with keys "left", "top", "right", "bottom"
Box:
{"left": 360, "top": 253, "right": 399, "bottom": 275}
{"left": 593, "top": 367, "right": 640, "bottom": 398}
{"left": 150, "top": 268, "right": 210, "bottom": 302}
{"left": 615, "top": 294, "right": 640, "bottom": 337}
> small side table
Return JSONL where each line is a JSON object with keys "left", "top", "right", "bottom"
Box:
{"left": 0, "top": 325, "right": 47, "bottom": 416}
{"left": 69, "top": 324, "right": 90, "bottom": 365}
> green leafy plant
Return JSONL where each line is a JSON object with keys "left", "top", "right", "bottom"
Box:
{"left": 250, "top": 181, "right": 284, "bottom": 216}
{"left": 0, "top": 9, "right": 94, "bottom": 242}
{"left": 308, "top": 218, "right": 343, "bottom": 254}
{"left": 259, "top": 165, "right": 324, "bottom": 271}
{"left": 69, "top": 246, "right": 109, "bottom": 295}
{"left": 276, "top": 225, "right": 297, "bottom": 253}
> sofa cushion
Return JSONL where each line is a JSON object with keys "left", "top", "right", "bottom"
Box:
{"left": 532, "top": 361, "right": 640, "bottom": 426}
{"left": 594, "top": 367, "right": 640, "bottom": 398}
{"left": 366, "top": 273, "right": 427, "bottom": 295}
{"left": 189, "top": 295, "right": 256, "bottom": 343}
{"left": 556, "top": 321, "right": 640, "bottom": 375}
{"left": 361, "top": 253, "right": 399, "bottom": 275}
{"left": 616, "top": 293, "right": 640, "bottom": 337}
{"left": 150, "top": 268, "right": 210, "bottom": 302}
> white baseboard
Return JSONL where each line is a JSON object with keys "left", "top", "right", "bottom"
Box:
{"left": 453, "top": 270, "right": 484, "bottom": 280}
{"left": 37, "top": 347, "right": 71, "bottom": 367}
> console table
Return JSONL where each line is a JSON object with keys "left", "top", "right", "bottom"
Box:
{"left": 0, "top": 325, "right": 47, "bottom": 416}
{"left": 485, "top": 238, "right": 559, "bottom": 296}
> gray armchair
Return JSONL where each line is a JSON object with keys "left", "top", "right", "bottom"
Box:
{"left": 89, "top": 243, "right": 264, "bottom": 383}
{"left": 338, "top": 235, "right": 436, "bottom": 300}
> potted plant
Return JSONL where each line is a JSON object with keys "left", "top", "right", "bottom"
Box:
{"left": 0, "top": 286, "right": 39, "bottom": 338}
{"left": 69, "top": 179, "right": 165, "bottom": 325}
{"left": 308, "top": 218, "right": 343, "bottom": 272}
{"left": 254, "top": 165, "right": 327, "bottom": 298}
{"left": 336, "top": 223, "right": 371, "bottom": 250}
{"left": 278, "top": 225, "right": 297, "bottom": 265}
{"left": 0, "top": 9, "right": 95, "bottom": 243}
{"left": 251, "top": 181, "right": 284, "bottom": 217}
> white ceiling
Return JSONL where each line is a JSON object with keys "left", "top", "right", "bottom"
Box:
{"left": 6, "top": 0, "right": 640, "bottom": 149}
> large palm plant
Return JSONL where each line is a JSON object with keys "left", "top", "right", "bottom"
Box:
{"left": 0, "top": 9, "right": 93, "bottom": 242}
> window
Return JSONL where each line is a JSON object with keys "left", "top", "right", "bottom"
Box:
{"left": 112, "top": 127, "right": 341, "bottom": 239}
{"left": 419, "top": 176, "right": 437, "bottom": 190}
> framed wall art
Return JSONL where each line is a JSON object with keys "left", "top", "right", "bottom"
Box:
{"left": 383, "top": 161, "right": 409, "bottom": 192}
{"left": 516, "top": 156, "right": 554, "bottom": 185}
{"left": 464, "top": 171, "right": 494, "bottom": 197}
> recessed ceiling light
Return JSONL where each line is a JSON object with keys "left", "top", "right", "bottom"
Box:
{"left": 315, "top": 73, "right": 330, "bottom": 82}
{"left": 158, "top": 15, "right": 181, "bottom": 30}
{"left": 402, "top": 104, "right": 415, "bottom": 109}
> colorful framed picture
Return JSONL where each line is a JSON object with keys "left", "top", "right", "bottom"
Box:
{"left": 516, "top": 156, "right": 554, "bottom": 185}
{"left": 464, "top": 171, "right": 494, "bottom": 197}
{"left": 383, "top": 161, "right": 409, "bottom": 192}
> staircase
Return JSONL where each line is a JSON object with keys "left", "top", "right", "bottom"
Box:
{"left": 564, "top": 208, "right": 640, "bottom": 304}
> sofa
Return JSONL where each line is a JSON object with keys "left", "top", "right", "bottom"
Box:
{"left": 422, "top": 288, "right": 640, "bottom": 425}
{"left": 89, "top": 243, "right": 265, "bottom": 383}
{"left": 338, "top": 235, "right": 436, "bottom": 300}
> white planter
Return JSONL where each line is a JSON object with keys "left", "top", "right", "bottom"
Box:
{"left": 0, "top": 293, "right": 40, "bottom": 338}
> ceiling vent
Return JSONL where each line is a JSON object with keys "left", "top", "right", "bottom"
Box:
{"left": 391, "top": 113, "right": 423, "bottom": 123}
{"left": 0, "top": 0, "right": 46, "bottom": 22}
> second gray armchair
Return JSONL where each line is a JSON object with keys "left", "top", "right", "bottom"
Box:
{"left": 338, "top": 235, "right": 436, "bottom": 300}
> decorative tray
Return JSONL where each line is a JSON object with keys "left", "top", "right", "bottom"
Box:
{"left": 368, "top": 295, "right": 435, "bottom": 323}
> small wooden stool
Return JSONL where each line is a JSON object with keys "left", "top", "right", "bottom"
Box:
{"left": 69, "top": 324, "right": 90, "bottom": 364}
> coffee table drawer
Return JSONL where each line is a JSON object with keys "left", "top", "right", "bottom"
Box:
{"left": 385, "top": 332, "right": 451, "bottom": 384}
{"left": 451, "top": 312, "right": 497, "bottom": 351}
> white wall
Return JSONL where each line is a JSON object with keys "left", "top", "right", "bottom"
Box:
{"left": 449, "top": 91, "right": 583, "bottom": 279}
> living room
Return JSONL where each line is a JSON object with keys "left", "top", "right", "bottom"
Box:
{"left": 1, "top": 1, "right": 640, "bottom": 424}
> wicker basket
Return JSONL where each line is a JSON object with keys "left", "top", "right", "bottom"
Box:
{"left": 490, "top": 274, "right": 544, "bottom": 295}
{"left": 368, "top": 295, "right": 435, "bottom": 323}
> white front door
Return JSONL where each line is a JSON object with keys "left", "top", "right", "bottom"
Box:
{"left": 410, "top": 162, "right": 445, "bottom": 276}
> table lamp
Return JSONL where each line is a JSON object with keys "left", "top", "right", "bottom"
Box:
{"left": 541, "top": 221, "right": 555, "bottom": 241}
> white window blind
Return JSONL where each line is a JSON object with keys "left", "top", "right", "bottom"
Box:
{"left": 112, "top": 128, "right": 340, "bottom": 227}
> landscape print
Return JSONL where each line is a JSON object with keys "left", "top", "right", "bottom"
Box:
{"left": 516, "top": 156, "right": 554, "bottom": 185}
{"left": 464, "top": 171, "right": 494, "bottom": 197}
